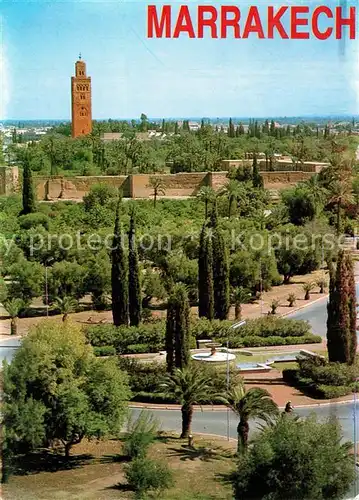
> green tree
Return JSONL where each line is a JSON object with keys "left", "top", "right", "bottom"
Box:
{"left": 83, "top": 183, "right": 117, "bottom": 211}
{"left": 47, "top": 261, "right": 87, "bottom": 302}
{"left": 327, "top": 250, "right": 357, "bottom": 365}
{"left": 85, "top": 250, "right": 111, "bottom": 310}
{"left": 327, "top": 167, "right": 353, "bottom": 235}
{"left": 198, "top": 225, "right": 214, "bottom": 320}
{"left": 222, "top": 180, "right": 242, "bottom": 218}
{"left": 211, "top": 214, "right": 230, "bottom": 320}
{"left": 21, "top": 155, "right": 36, "bottom": 215}
{"left": 7, "top": 258, "right": 44, "bottom": 304}
{"left": 53, "top": 296, "right": 78, "bottom": 321}
{"left": 232, "top": 415, "right": 354, "bottom": 500}
{"left": 111, "top": 197, "right": 129, "bottom": 326}
{"left": 252, "top": 155, "right": 263, "bottom": 188}
{"left": 128, "top": 209, "right": 142, "bottom": 327}
{"left": 219, "top": 382, "right": 278, "bottom": 453}
{"left": 231, "top": 287, "right": 251, "bottom": 321}
{"left": 165, "top": 284, "right": 190, "bottom": 372}
{"left": 303, "top": 282, "right": 315, "bottom": 300}
{"left": 196, "top": 186, "right": 216, "bottom": 219}
{"left": 162, "top": 367, "right": 212, "bottom": 438}
{"left": 3, "top": 298, "right": 25, "bottom": 335}
{"left": 148, "top": 177, "right": 166, "bottom": 208}
{"left": 282, "top": 186, "right": 318, "bottom": 225}
{"left": 2, "top": 321, "right": 130, "bottom": 460}
{"left": 228, "top": 118, "right": 235, "bottom": 138}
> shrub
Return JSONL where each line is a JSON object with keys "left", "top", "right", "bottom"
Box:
{"left": 283, "top": 362, "right": 358, "bottom": 399}
{"left": 229, "top": 334, "right": 321, "bottom": 349}
{"left": 18, "top": 213, "right": 50, "bottom": 230}
{"left": 125, "top": 457, "right": 173, "bottom": 497}
{"left": 85, "top": 322, "right": 166, "bottom": 354}
{"left": 93, "top": 346, "right": 116, "bottom": 357}
{"left": 123, "top": 411, "right": 160, "bottom": 459}
{"left": 86, "top": 317, "right": 315, "bottom": 355}
{"left": 226, "top": 316, "right": 311, "bottom": 339}
{"left": 315, "top": 385, "right": 351, "bottom": 399}
{"left": 118, "top": 359, "right": 167, "bottom": 395}
{"left": 190, "top": 318, "right": 233, "bottom": 340}
{"left": 297, "top": 357, "right": 355, "bottom": 386}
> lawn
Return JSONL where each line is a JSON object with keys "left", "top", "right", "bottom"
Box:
{"left": 2, "top": 435, "right": 236, "bottom": 500}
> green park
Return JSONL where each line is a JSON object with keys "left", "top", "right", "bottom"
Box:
{"left": 1, "top": 117, "right": 359, "bottom": 498}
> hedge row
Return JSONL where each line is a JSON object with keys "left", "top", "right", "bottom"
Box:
{"left": 86, "top": 317, "right": 318, "bottom": 355}
{"left": 227, "top": 335, "right": 321, "bottom": 348}
{"left": 282, "top": 368, "right": 358, "bottom": 399}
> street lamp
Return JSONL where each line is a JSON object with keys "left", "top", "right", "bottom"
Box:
{"left": 226, "top": 319, "right": 246, "bottom": 440}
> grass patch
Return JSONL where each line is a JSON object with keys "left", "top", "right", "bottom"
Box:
{"left": 2, "top": 435, "right": 236, "bottom": 500}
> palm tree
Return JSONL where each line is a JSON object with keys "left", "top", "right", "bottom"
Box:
{"left": 162, "top": 367, "right": 212, "bottom": 438}
{"left": 218, "top": 383, "right": 279, "bottom": 454}
{"left": 270, "top": 299, "right": 280, "bottom": 315}
{"left": 316, "top": 278, "right": 327, "bottom": 294}
{"left": 222, "top": 180, "right": 243, "bottom": 218}
{"left": 231, "top": 287, "right": 251, "bottom": 320}
{"left": 53, "top": 296, "right": 78, "bottom": 321}
{"left": 287, "top": 293, "right": 296, "bottom": 307}
{"left": 196, "top": 186, "right": 216, "bottom": 219}
{"left": 4, "top": 298, "right": 25, "bottom": 335}
{"left": 303, "top": 175, "right": 327, "bottom": 215}
{"left": 328, "top": 177, "right": 353, "bottom": 235}
{"left": 147, "top": 177, "right": 166, "bottom": 208}
{"left": 326, "top": 155, "right": 354, "bottom": 235}
{"left": 302, "top": 282, "right": 315, "bottom": 300}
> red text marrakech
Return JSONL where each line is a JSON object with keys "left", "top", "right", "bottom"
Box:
{"left": 147, "top": 5, "right": 356, "bottom": 39}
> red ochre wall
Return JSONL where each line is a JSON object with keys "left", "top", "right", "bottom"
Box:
{"left": 33, "top": 171, "right": 315, "bottom": 201}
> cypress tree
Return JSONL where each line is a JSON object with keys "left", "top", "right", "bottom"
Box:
{"left": 346, "top": 253, "right": 357, "bottom": 364}
{"left": 228, "top": 118, "right": 235, "bottom": 138}
{"left": 252, "top": 154, "right": 263, "bottom": 188}
{"left": 198, "top": 224, "right": 214, "bottom": 320}
{"left": 21, "top": 155, "right": 36, "bottom": 215}
{"left": 165, "top": 296, "right": 176, "bottom": 373}
{"left": 165, "top": 285, "right": 190, "bottom": 372}
{"left": 326, "top": 251, "right": 357, "bottom": 365}
{"left": 270, "top": 120, "right": 276, "bottom": 136}
{"left": 128, "top": 208, "right": 141, "bottom": 327}
{"left": 210, "top": 208, "right": 230, "bottom": 320}
{"left": 111, "top": 196, "right": 129, "bottom": 326}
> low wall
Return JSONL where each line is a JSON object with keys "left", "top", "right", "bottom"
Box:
{"left": 221, "top": 159, "right": 328, "bottom": 173}
{"left": 262, "top": 171, "right": 314, "bottom": 188}
{"left": 33, "top": 170, "right": 316, "bottom": 201}
{"left": 35, "top": 175, "right": 129, "bottom": 200}
{"left": 131, "top": 172, "right": 209, "bottom": 198}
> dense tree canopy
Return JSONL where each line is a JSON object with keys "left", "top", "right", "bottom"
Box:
{"left": 232, "top": 415, "right": 354, "bottom": 500}
{"left": 2, "top": 321, "right": 130, "bottom": 457}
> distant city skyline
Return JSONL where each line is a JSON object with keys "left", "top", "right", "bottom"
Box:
{"left": 1, "top": 0, "right": 359, "bottom": 120}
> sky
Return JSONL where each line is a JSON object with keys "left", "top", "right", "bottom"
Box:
{"left": 1, "top": 0, "right": 359, "bottom": 120}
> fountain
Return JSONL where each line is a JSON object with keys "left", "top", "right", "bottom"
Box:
{"left": 191, "top": 343, "right": 236, "bottom": 363}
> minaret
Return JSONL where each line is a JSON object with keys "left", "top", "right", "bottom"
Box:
{"left": 71, "top": 54, "right": 92, "bottom": 138}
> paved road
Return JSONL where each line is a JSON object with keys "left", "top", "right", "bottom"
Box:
{"left": 288, "top": 283, "right": 359, "bottom": 338}
{"left": 129, "top": 405, "right": 359, "bottom": 498}
{"left": 130, "top": 402, "right": 357, "bottom": 443}
{"left": 0, "top": 337, "right": 21, "bottom": 365}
